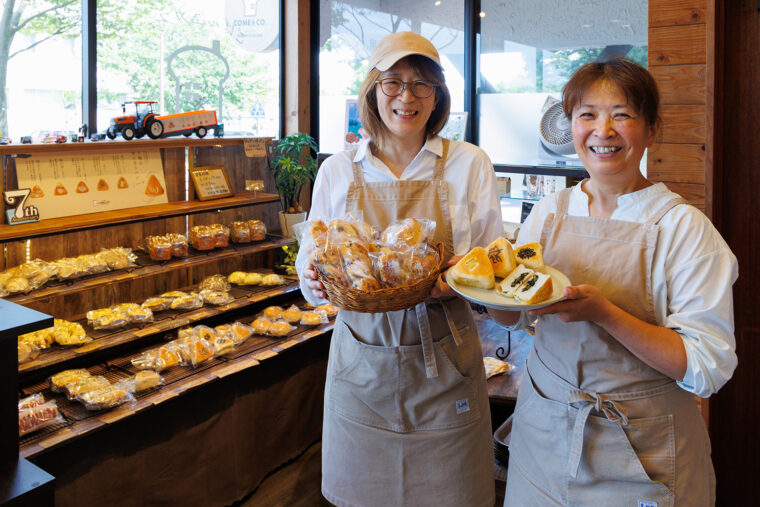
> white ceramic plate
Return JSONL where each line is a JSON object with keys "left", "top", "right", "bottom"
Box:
{"left": 447, "top": 265, "right": 571, "bottom": 311}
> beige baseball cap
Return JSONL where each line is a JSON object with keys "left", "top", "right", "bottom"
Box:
{"left": 368, "top": 32, "right": 442, "bottom": 71}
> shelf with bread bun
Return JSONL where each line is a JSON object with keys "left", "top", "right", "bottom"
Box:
{"left": 18, "top": 310, "right": 335, "bottom": 459}
{"left": 3, "top": 137, "right": 337, "bottom": 479}
{"left": 17, "top": 271, "right": 301, "bottom": 376}
{"left": 4, "top": 234, "right": 295, "bottom": 307}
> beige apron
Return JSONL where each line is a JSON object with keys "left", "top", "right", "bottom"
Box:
{"left": 321, "top": 139, "right": 494, "bottom": 507}
{"left": 501, "top": 186, "right": 716, "bottom": 506}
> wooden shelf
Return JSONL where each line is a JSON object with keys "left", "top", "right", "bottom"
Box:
{"left": 18, "top": 280, "right": 302, "bottom": 375}
{"left": 5, "top": 235, "right": 295, "bottom": 305}
{"left": 0, "top": 192, "right": 279, "bottom": 241}
{"left": 0, "top": 136, "right": 262, "bottom": 156}
{"left": 19, "top": 320, "right": 334, "bottom": 458}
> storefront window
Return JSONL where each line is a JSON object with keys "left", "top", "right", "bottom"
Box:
{"left": 318, "top": 0, "right": 465, "bottom": 154}
{"left": 97, "top": 0, "right": 281, "bottom": 137}
{"left": 478, "top": 0, "right": 647, "bottom": 167}
{"left": 1, "top": 1, "right": 82, "bottom": 140}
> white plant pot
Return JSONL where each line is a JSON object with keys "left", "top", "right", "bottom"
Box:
{"left": 278, "top": 211, "right": 307, "bottom": 239}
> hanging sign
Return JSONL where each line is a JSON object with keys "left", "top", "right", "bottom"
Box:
{"left": 225, "top": 0, "right": 279, "bottom": 53}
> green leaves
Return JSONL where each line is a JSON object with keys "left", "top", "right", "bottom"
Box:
{"left": 269, "top": 132, "right": 318, "bottom": 211}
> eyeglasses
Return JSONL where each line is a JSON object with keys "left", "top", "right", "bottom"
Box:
{"left": 375, "top": 78, "right": 437, "bottom": 99}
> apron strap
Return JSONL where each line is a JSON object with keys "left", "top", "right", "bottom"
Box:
{"left": 415, "top": 302, "right": 439, "bottom": 378}
{"left": 556, "top": 187, "right": 572, "bottom": 215}
{"left": 566, "top": 390, "right": 629, "bottom": 478}
{"left": 432, "top": 138, "right": 450, "bottom": 180}
{"left": 646, "top": 196, "right": 687, "bottom": 225}
{"left": 350, "top": 148, "right": 365, "bottom": 185}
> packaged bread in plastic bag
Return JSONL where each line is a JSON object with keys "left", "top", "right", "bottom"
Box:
{"left": 230, "top": 221, "right": 251, "bottom": 243}
{"left": 145, "top": 235, "right": 172, "bottom": 261}
{"left": 78, "top": 385, "right": 135, "bottom": 411}
{"left": 167, "top": 233, "right": 188, "bottom": 257}
{"left": 300, "top": 310, "right": 326, "bottom": 326}
{"left": 379, "top": 218, "right": 436, "bottom": 248}
{"left": 64, "top": 375, "right": 111, "bottom": 399}
{"left": 169, "top": 292, "right": 204, "bottom": 311}
{"left": 50, "top": 369, "right": 92, "bottom": 392}
{"left": 97, "top": 247, "right": 138, "bottom": 270}
{"left": 19, "top": 400, "right": 65, "bottom": 435}
{"left": 18, "top": 393, "right": 46, "bottom": 411}
{"left": 119, "top": 370, "right": 163, "bottom": 393}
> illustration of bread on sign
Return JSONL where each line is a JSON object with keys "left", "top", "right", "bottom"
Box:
{"left": 97, "top": 178, "right": 109, "bottom": 191}
{"left": 145, "top": 174, "right": 164, "bottom": 196}
{"left": 117, "top": 176, "right": 129, "bottom": 189}
{"left": 54, "top": 183, "right": 68, "bottom": 196}
{"left": 76, "top": 181, "right": 89, "bottom": 193}
{"left": 30, "top": 185, "right": 44, "bottom": 198}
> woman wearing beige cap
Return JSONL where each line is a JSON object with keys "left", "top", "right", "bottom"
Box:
{"left": 295, "top": 31, "right": 502, "bottom": 506}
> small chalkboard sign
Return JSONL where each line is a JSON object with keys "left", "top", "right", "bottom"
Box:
{"left": 520, "top": 201, "right": 534, "bottom": 223}
{"left": 190, "top": 166, "right": 233, "bottom": 201}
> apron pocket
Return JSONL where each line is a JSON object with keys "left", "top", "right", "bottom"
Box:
{"left": 328, "top": 320, "right": 401, "bottom": 431}
{"left": 568, "top": 413, "right": 675, "bottom": 506}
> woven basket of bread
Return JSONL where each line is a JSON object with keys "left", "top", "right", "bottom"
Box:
{"left": 315, "top": 241, "right": 445, "bottom": 313}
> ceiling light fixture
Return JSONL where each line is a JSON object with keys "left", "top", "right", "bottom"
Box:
{"left": 479, "top": 11, "right": 486, "bottom": 17}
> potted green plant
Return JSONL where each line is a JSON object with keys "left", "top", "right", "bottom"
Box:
{"left": 267, "top": 132, "right": 318, "bottom": 237}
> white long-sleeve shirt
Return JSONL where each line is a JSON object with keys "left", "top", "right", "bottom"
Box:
{"left": 295, "top": 135, "right": 504, "bottom": 306}
{"left": 513, "top": 181, "right": 738, "bottom": 397}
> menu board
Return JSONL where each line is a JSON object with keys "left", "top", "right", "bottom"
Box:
{"left": 15, "top": 150, "right": 168, "bottom": 219}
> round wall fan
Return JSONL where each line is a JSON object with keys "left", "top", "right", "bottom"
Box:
{"left": 539, "top": 97, "right": 575, "bottom": 156}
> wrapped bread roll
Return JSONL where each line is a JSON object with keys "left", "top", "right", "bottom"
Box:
{"left": 300, "top": 311, "right": 323, "bottom": 326}
{"left": 210, "top": 224, "right": 230, "bottom": 248}
{"left": 282, "top": 305, "right": 302, "bottom": 323}
{"left": 372, "top": 247, "right": 406, "bottom": 287}
{"left": 341, "top": 241, "right": 381, "bottom": 291}
{"left": 167, "top": 233, "right": 188, "bottom": 257}
{"left": 263, "top": 306, "right": 283, "bottom": 319}
{"left": 381, "top": 218, "right": 423, "bottom": 247}
{"left": 268, "top": 320, "right": 293, "bottom": 337}
{"left": 251, "top": 317, "right": 272, "bottom": 335}
{"left": 133, "top": 370, "right": 162, "bottom": 391}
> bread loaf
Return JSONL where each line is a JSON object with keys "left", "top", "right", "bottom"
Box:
{"left": 448, "top": 247, "right": 495, "bottom": 289}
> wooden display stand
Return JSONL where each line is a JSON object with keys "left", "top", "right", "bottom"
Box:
{"left": 1, "top": 138, "right": 331, "bottom": 505}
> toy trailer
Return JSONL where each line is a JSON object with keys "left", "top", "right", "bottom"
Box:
{"left": 154, "top": 110, "right": 219, "bottom": 138}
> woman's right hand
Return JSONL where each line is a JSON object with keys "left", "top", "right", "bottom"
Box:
{"left": 303, "top": 261, "right": 326, "bottom": 300}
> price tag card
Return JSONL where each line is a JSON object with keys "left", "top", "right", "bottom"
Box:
{"left": 189, "top": 166, "right": 233, "bottom": 201}
{"left": 243, "top": 137, "right": 272, "bottom": 158}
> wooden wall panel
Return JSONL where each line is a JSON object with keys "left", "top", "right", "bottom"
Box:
{"left": 649, "top": 24, "right": 706, "bottom": 65}
{"left": 659, "top": 105, "right": 705, "bottom": 144}
{"left": 650, "top": 0, "right": 707, "bottom": 27}
{"left": 660, "top": 182, "right": 704, "bottom": 210}
{"left": 649, "top": 64, "right": 706, "bottom": 104}
{"left": 648, "top": 143, "right": 705, "bottom": 184}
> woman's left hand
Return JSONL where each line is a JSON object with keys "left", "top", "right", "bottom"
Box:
{"left": 430, "top": 255, "right": 461, "bottom": 299}
{"left": 529, "top": 284, "right": 612, "bottom": 324}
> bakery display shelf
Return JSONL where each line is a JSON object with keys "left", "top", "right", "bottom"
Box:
{"left": 18, "top": 280, "right": 301, "bottom": 375}
{"left": 0, "top": 136, "right": 261, "bottom": 156}
{"left": 19, "top": 320, "right": 334, "bottom": 459}
{"left": 5, "top": 235, "right": 295, "bottom": 306}
{"left": 0, "top": 192, "right": 279, "bottom": 242}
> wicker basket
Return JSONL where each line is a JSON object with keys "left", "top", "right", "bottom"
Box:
{"left": 315, "top": 242, "right": 444, "bottom": 313}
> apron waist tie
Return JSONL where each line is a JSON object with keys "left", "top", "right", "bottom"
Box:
{"left": 566, "top": 390, "right": 629, "bottom": 478}
{"left": 415, "top": 302, "right": 438, "bottom": 378}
